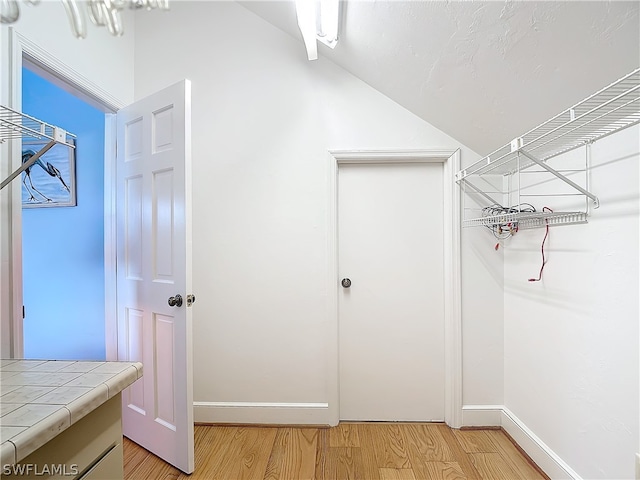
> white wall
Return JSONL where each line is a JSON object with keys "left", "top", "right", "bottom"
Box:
{"left": 461, "top": 224, "right": 505, "bottom": 409}
{"left": 0, "top": 2, "right": 135, "bottom": 357}
{"left": 503, "top": 125, "right": 640, "bottom": 479}
{"left": 133, "top": 1, "right": 503, "bottom": 423}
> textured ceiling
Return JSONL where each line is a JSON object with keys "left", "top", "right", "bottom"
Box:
{"left": 240, "top": 1, "right": 640, "bottom": 155}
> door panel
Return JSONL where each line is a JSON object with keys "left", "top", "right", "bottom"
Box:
{"left": 125, "top": 309, "right": 145, "bottom": 413}
{"left": 152, "top": 169, "right": 175, "bottom": 281}
{"left": 116, "top": 80, "right": 194, "bottom": 473}
{"left": 338, "top": 162, "right": 445, "bottom": 421}
{"left": 124, "top": 176, "right": 143, "bottom": 279}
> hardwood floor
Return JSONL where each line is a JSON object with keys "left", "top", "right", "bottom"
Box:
{"left": 123, "top": 424, "right": 548, "bottom": 480}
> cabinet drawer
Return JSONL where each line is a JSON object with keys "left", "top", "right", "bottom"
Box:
{"left": 79, "top": 444, "right": 123, "bottom": 480}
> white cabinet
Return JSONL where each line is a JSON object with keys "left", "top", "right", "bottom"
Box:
{"left": 4, "top": 395, "right": 124, "bottom": 480}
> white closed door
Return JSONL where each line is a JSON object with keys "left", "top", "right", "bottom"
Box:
{"left": 338, "top": 162, "right": 445, "bottom": 421}
{"left": 116, "top": 80, "right": 194, "bottom": 473}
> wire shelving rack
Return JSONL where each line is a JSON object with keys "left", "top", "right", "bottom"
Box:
{"left": 456, "top": 67, "right": 640, "bottom": 230}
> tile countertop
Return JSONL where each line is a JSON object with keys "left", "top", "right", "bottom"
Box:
{"left": 0, "top": 359, "right": 143, "bottom": 466}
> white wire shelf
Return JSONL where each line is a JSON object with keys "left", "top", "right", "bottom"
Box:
{"left": 457, "top": 67, "right": 640, "bottom": 180}
{"left": 463, "top": 210, "right": 588, "bottom": 230}
{"left": 0, "top": 105, "right": 76, "bottom": 147}
{"left": 1, "top": 104, "right": 76, "bottom": 191}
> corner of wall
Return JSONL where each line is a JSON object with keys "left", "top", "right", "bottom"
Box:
{"left": 460, "top": 404, "right": 584, "bottom": 479}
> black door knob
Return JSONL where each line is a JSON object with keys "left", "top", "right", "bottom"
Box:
{"left": 168, "top": 294, "right": 183, "bottom": 307}
{"left": 341, "top": 278, "right": 351, "bottom": 288}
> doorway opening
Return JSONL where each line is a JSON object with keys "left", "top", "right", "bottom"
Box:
{"left": 4, "top": 40, "right": 119, "bottom": 360}
{"left": 21, "top": 64, "right": 107, "bottom": 360}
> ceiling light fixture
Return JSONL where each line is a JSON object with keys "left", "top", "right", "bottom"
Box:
{"left": 295, "top": 0, "right": 340, "bottom": 61}
{"left": 0, "top": 0, "right": 169, "bottom": 38}
{"left": 317, "top": 0, "right": 339, "bottom": 48}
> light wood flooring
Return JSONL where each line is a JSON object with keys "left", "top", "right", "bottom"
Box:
{"left": 124, "top": 423, "right": 548, "bottom": 480}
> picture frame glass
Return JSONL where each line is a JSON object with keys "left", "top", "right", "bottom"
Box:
{"left": 21, "top": 140, "right": 76, "bottom": 208}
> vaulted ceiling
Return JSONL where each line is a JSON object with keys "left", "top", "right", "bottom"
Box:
{"left": 240, "top": 1, "right": 640, "bottom": 155}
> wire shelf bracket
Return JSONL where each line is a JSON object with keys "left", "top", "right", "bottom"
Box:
{"left": 0, "top": 104, "right": 76, "bottom": 191}
{"left": 518, "top": 148, "right": 599, "bottom": 209}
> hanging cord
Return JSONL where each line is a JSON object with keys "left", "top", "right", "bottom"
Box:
{"left": 482, "top": 203, "right": 536, "bottom": 249}
{"left": 528, "top": 207, "right": 553, "bottom": 282}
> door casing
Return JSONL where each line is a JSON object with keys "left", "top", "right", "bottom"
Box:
{"left": 327, "top": 150, "right": 463, "bottom": 428}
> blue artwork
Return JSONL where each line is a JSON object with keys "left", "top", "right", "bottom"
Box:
{"left": 22, "top": 140, "right": 76, "bottom": 207}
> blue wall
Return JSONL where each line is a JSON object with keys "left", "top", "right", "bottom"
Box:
{"left": 22, "top": 67, "right": 106, "bottom": 360}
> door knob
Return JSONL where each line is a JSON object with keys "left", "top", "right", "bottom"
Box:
{"left": 341, "top": 278, "right": 351, "bottom": 288}
{"left": 168, "top": 294, "right": 183, "bottom": 307}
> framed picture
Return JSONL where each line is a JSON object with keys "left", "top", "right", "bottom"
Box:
{"left": 21, "top": 139, "right": 76, "bottom": 208}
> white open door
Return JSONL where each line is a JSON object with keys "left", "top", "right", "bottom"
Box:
{"left": 115, "top": 80, "right": 194, "bottom": 473}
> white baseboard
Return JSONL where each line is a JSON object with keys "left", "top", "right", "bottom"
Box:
{"left": 500, "top": 407, "right": 582, "bottom": 480}
{"left": 461, "top": 405, "right": 581, "bottom": 480}
{"left": 193, "top": 401, "right": 330, "bottom": 425}
{"left": 461, "top": 405, "right": 503, "bottom": 427}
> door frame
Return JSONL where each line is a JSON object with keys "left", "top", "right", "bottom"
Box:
{"left": 3, "top": 27, "right": 122, "bottom": 359}
{"left": 327, "top": 149, "right": 462, "bottom": 428}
